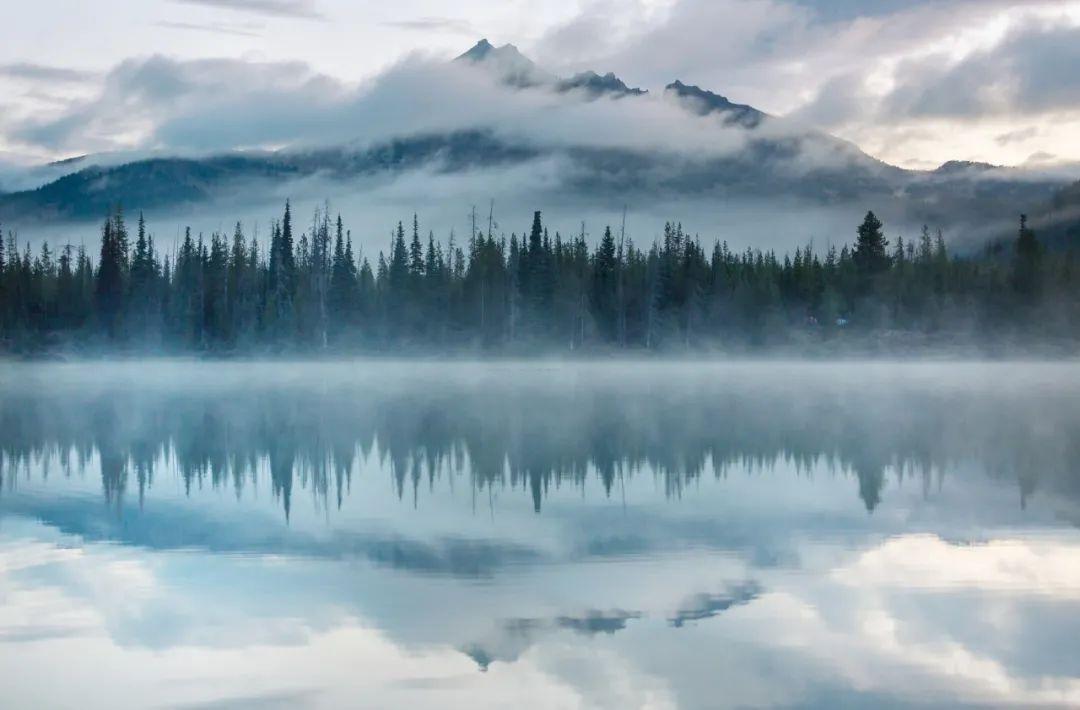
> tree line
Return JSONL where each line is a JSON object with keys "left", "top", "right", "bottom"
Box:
{"left": 0, "top": 203, "right": 1076, "bottom": 353}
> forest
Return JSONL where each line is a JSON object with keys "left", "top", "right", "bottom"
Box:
{"left": 0, "top": 203, "right": 1075, "bottom": 353}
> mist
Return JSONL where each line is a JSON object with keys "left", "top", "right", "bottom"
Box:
{"left": 0, "top": 155, "right": 981, "bottom": 258}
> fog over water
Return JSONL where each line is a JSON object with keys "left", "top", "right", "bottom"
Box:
{"left": 1, "top": 360, "right": 1079, "bottom": 708}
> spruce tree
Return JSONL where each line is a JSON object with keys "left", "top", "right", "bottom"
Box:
{"left": 1014, "top": 214, "right": 1042, "bottom": 301}
{"left": 853, "top": 211, "right": 889, "bottom": 276}
{"left": 95, "top": 209, "right": 127, "bottom": 338}
{"left": 591, "top": 226, "right": 618, "bottom": 338}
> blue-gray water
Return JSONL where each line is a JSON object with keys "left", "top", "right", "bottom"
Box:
{"left": 1, "top": 361, "right": 1079, "bottom": 709}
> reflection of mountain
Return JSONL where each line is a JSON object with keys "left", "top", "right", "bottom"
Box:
{"left": 463, "top": 609, "right": 644, "bottom": 670}
{"left": 2, "top": 364, "right": 1078, "bottom": 519}
{"left": 0, "top": 41, "right": 1070, "bottom": 238}
{"left": 669, "top": 582, "right": 763, "bottom": 627}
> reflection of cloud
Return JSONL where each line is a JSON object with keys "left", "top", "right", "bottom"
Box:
{"left": 3, "top": 477, "right": 1080, "bottom": 706}
{"left": 1, "top": 494, "right": 547, "bottom": 578}
{"left": 832, "top": 534, "right": 1080, "bottom": 596}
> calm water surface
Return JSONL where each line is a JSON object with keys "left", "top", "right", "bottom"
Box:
{"left": 1, "top": 361, "right": 1079, "bottom": 709}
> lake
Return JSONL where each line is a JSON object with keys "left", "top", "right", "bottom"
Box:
{"left": 1, "top": 361, "right": 1078, "bottom": 709}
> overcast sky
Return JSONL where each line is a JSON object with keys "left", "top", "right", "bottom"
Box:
{"left": 2, "top": 0, "right": 1080, "bottom": 170}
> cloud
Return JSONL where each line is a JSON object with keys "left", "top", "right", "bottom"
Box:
{"left": 996, "top": 127, "right": 1038, "bottom": 146}
{"left": 381, "top": 17, "right": 477, "bottom": 35}
{"left": 167, "top": 0, "right": 323, "bottom": 20}
{"left": 156, "top": 21, "right": 264, "bottom": 38}
{"left": 0, "top": 63, "right": 96, "bottom": 83}
{"left": 12, "top": 55, "right": 338, "bottom": 153}
{"left": 883, "top": 21, "right": 1080, "bottom": 120}
{"left": 791, "top": 0, "right": 942, "bottom": 21}
{"left": 528, "top": 0, "right": 1080, "bottom": 167}
{"left": 535, "top": 0, "right": 812, "bottom": 90}
{"left": 11, "top": 52, "right": 766, "bottom": 160}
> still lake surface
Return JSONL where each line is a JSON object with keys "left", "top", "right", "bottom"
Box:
{"left": 1, "top": 361, "right": 1078, "bottom": 709}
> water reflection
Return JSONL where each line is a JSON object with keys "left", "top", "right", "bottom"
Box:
{"left": 0, "top": 361, "right": 1079, "bottom": 709}
{"left": 2, "top": 361, "right": 1078, "bottom": 518}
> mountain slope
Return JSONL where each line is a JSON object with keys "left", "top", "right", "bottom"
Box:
{"left": 665, "top": 80, "right": 768, "bottom": 128}
{"left": 455, "top": 39, "right": 549, "bottom": 87}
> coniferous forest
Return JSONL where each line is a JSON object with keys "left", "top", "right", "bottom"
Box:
{"left": 0, "top": 203, "right": 1076, "bottom": 354}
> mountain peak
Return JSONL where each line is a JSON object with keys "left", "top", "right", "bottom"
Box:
{"left": 455, "top": 39, "right": 543, "bottom": 87}
{"left": 456, "top": 39, "right": 529, "bottom": 65}
{"left": 933, "top": 160, "right": 999, "bottom": 175}
{"left": 665, "top": 80, "right": 767, "bottom": 128}
{"left": 457, "top": 39, "right": 494, "bottom": 62}
{"left": 558, "top": 70, "right": 647, "bottom": 98}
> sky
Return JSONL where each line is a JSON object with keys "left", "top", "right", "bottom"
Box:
{"left": 2, "top": 0, "right": 1080, "bottom": 171}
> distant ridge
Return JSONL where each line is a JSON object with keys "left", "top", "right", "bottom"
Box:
{"left": 455, "top": 39, "right": 545, "bottom": 87}
{"left": 933, "top": 160, "right": 1000, "bottom": 175}
{"left": 558, "top": 71, "right": 647, "bottom": 98}
{"left": 665, "top": 80, "right": 768, "bottom": 128}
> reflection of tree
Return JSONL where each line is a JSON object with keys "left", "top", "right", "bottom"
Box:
{"left": 2, "top": 374, "right": 1079, "bottom": 519}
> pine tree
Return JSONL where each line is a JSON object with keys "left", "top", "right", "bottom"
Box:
{"left": 329, "top": 216, "right": 353, "bottom": 329}
{"left": 591, "top": 226, "right": 618, "bottom": 339}
{"left": 95, "top": 209, "right": 127, "bottom": 338}
{"left": 128, "top": 212, "right": 159, "bottom": 339}
{"left": 853, "top": 211, "right": 889, "bottom": 277}
{"left": 1014, "top": 214, "right": 1042, "bottom": 301}
{"left": 227, "top": 222, "right": 247, "bottom": 342}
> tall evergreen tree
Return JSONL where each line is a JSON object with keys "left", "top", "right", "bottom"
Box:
{"left": 1014, "top": 214, "right": 1042, "bottom": 301}
{"left": 853, "top": 211, "right": 890, "bottom": 277}
{"left": 95, "top": 209, "right": 127, "bottom": 338}
{"left": 591, "top": 226, "right": 619, "bottom": 339}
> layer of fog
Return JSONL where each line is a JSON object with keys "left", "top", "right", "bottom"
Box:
{"left": 9, "top": 169, "right": 912, "bottom": 259}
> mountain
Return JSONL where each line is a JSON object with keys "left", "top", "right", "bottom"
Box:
{"left": 1018, "top": 179, "right": 1080, "bottom": 250}
{"left": 455, "top": 39, "right": 548, "bottom": 87}
{"left": 0, "top": 40, "right": 1073, "bottom": 240}
{"left": 665, "top": 80, "right": 768, "bottom": 128}
{"left": 933, "top": 160, "right": 999, "bottom": 176}
{"left": 558, "top": 71, "right": 647, "bottom": 98}
{"left": 0, "top": 132, "right": 537, "bottom": 222}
